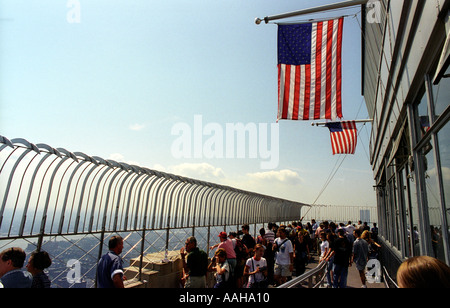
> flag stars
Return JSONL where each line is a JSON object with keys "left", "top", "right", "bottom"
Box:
{"left": 278, "top": 23, "right": 312, "bottom": 65}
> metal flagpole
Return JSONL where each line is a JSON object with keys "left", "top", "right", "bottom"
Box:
{"left": 255, "top": 0, "right": 369, "bottom": 25}
{"left": 311, "top": 119, "right": 373, "bottom": 126}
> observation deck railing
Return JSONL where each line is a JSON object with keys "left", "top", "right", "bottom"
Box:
{"left": 0, "top": 135, "right": 309, "bottom": 287}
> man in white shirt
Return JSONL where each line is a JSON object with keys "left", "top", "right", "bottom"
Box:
{"left": 272, "top": 228, "right": 293, "bottom": 286}
{"left": 345, "top": 222, "right": 356, "bottom": 244}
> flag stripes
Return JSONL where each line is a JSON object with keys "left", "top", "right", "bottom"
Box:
{"left": 326, "top": 121, "right": 357, "bottom": 155}
{"left": 277, "top": 18, "right": 343, "bottom": 121}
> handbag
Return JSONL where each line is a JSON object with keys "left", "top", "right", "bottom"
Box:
{"left": 248, "top": 258, "right": 268, "bottom": 288}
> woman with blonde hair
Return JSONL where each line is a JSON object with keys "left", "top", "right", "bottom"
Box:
{"left": 396, "top": 256, "right": 450, "bottom": 288}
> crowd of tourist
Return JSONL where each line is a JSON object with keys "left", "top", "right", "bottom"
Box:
{"left": 180, "top": 220, "right": 384, "bottom": 289}
{"left": 1, "top": 219, "right": 450, "bottom": 288}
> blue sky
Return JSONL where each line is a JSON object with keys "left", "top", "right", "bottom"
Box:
{"left": 0, "top": 0, "right": 375, "bottom": 207}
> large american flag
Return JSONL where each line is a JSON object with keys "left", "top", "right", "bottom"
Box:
{"left": 326, "top": 121, "right": 357, "bottom": 155}
{"left": 277, "top": 18, "right": 344, "bottom": 121}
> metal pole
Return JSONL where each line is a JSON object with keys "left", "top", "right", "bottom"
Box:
{"left": 311, "top": 119, "right": 373, "bottom": 126}
{"left": 255, "top": 0, "right": 369, "bottom": 24}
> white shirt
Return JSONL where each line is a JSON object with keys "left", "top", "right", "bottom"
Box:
{"left": 215, "top": 260, "right": 230, "bottom": 283}
{"left": 274, "top": 238, "right": 293, "bottom": 265}
{"left": 320, "top": 240, "right": 329, "bottom": 257}
{"left": 246, "top": 257, "right": 267, "bottom": 283}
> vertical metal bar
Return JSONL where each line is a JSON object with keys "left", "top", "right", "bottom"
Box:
{"left": 106, "top": 169, "right": 128, "bottom": 231}
{"left": 58, "top": 161, "right": 95, "bottom": 234}
{"left": 48, "top": 160, "right": 77, "bottom": 235}
{"left": 112, "top": 171, "right": 137, "bottom": 231}
{"left": 210, "top": 189, "right": 226, "bottom": 227}
{"left": 0, "top": 149, "right": 32, "bottom": 230}
{"left": 202, "top": 187, "right": 217, "bottom": 227}
{"left": 96, "top": 168, "right": 125, "bottom": 263}
{"left": 7, "top": 152, "right": 39, "bottom": 237}
{"left": 87, "top": 167, "right": 114, "bottom": 233}
{"left": 19, "top": 153, "right": 53, "bottom": 236}
{"left": 172, "top": 183, "right": 190, "bottom": 228}
{"left": 132, "top": 174, "right": 154, "bottom": 231}
{"left": 125, "top": 173, "right": 146, "bottom": 231}
{"left": 58, "top": 161, "right": 88, "bottom": 234}
{"left": 163, "top": 181, "right": 183, "bottom": 255}
{"left": 207, "top": 225, "right": 211, "bottom": 257}
{"left": 138, "top": 176, "right": 163, "bottom": 281}
{"left": 150, "top": 178, "right": 169, "bottom": 229}
{"left": 37, "top": 157, "right": 71, "bottom": 250}
{"left": 160, "top": 181, "right": 182, "bottom": 230}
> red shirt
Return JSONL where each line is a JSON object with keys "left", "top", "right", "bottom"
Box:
{"left": 218, "top": 239, "right": 236, "bottom": 259}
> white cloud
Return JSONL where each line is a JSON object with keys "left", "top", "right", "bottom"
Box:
{"left": 246, "top": 169, "right": 303, "bottom": 186}
{"left": 168, "top": 163, "right": 225, "bottom": 181}
{"left": 129, "top": 123, "right": 146, "bottom": 131}
{"left": 108, "top": 153, "right": 125, "bottom": 161}
{"left": 107, "top": 153, "right": 140, "bottom": 166}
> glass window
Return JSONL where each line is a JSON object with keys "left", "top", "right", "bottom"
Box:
{"left": 402, "top": 165, "right": 420, "bottom": 256}
{"left": 417, "top": 92, "right": 430, "bottom": 139}
{"left": 421, "top": 142, "right": 446, "bottom": 262}
{"left": 437, "top": 122, "right": 450, "bottom": 253}
{"left": 432, "top": 67, "right": 450, "bottom": 118}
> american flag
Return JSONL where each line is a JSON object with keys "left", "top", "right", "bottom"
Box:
{"left": 326, "top": 121, "right": 357, "bottom": 155}
{"left": 277, "top": 18, "right": 344, "bottom": 121}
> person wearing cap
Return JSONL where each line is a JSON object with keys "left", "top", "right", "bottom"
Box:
{"left": 210, "top": 231, "right": 237, "bottom": 283}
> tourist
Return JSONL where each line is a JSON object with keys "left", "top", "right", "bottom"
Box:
{"left": 362, "top": 222, "right": 370, "bottom": 232}
{"left": 263, "top": 223, "right": 275, "bottom": 285}
{"left": 324, "top": 231, "right": 336, "bottom": 287}
{"left": 345, "top": 221, "right": 356, "bottom": 244}
{"left": 241, "top": 224, "right": 256, "bottom": 258}
{"left": 293, "top": 231, "right": 310, "bottom": 276}
{"left": 371, "top": 223, "right": 379, "bottom": 242}
{"left": 396, "top": 256, "right": 450, "bottom": 288}
{"left": 97, "top": 235, "right": 125, "bottom": 288}
{"left": 272, "top": 228, "right": 294, "bottom": 286}
{"left": 180, "top": 236, "right": 208, "bottom": 288}
{"left": 264, "top": 223, "right": 275, "bottom": 246}
{"left": 361, "top": 230, "right": 381, "bottom": 260}
{"left": 210, "top": 231, "right": 237, "bottom": 279}
{"left": 315, "top": 223, "right": 324, "bottom": 254}
{"left": 352, "top": 229, "right": 369, "bottom": 288}
{"left": 356, "top": 220, "right": 363, "bottom": 231}
{"left": 26, "top": 250, "right": 52, "bottom": 288}
{"left": 0, "top": 247, "right": 33, "bottom": 288}
{"left": 256, "top": 228, "right": 267, "bottom": 247}
{"left": 327, "top": 228, "right": 352, "bottom": 288}
{"left": 244, "top": 244, "right": 268, "bottom": 288}
{"left": 232, "top": 231, "right": 247, "bottom": 288}
{"left": 208, "top": 248, "right": 231, "bottom": 288}
{"left": 319, "top": 232, "right": 329, "bottom": 263}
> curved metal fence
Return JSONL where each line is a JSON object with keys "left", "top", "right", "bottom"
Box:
{"left": 0, "top": 134, "right": 307, "bottom": 241}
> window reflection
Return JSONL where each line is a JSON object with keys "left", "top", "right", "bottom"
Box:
{"left": 417, "top": 94, "right": 430, "bottom": 139}
{"left": 422, "top": 143, "right": 446, "bottom": 262}
{"left": 433, "top": 67, "right": 450, "bottom": 118}
{"left": 437, "top": 123, "right": 450, "bottom": 254}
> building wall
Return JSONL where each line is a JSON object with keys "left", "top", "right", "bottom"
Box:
{"left": 363, "top": 0, "right": 450, "bottom": 275}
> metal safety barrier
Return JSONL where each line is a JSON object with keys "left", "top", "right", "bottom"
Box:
{"left": 0, "top": 135, "right": 309, "bottom": 287}
{"left": 278, "top": 259, "right": 327, "bottom": 288}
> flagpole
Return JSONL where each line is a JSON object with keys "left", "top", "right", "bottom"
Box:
{"left": 312, "top": 119, "right": 373, "bottom": 126}
{"left": 255, "top": 0, "right": 369, "bottom": 25}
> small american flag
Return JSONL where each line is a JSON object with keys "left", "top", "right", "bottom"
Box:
{"left": 326, "top": 121, "right": 357, "bottom": 155}
{"left": 277, "top": 18, "right": 344, "bottom": 121}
